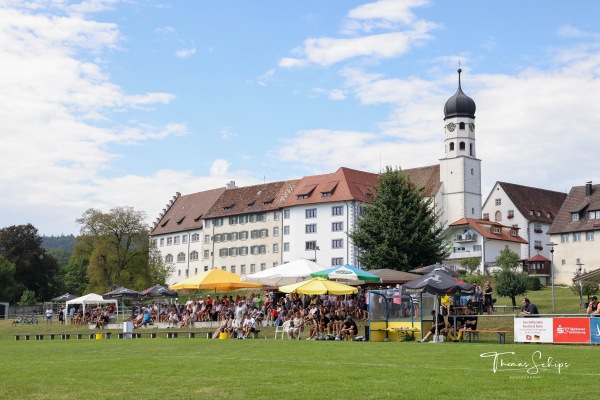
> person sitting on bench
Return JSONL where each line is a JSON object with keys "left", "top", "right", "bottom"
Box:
{"left": 418, "top": 310, "right": 445, "bottom": 342}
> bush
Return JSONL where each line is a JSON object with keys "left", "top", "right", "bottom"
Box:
{"left": 524, "top": 276, "right": 542, "bottom": 291}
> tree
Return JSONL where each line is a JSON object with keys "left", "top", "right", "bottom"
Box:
{"left": 461, "top": 257, "right": 481, "bottom": 275}
{"left": 494, "top": 248, "right": 527, "bottom": 306}
{"left": 0, "top": 224, "right": 60, "bottom": 302}
{"left": 571, "top": 269, "right": 599, "bottom": 308}
{"left": 59, "top": 254, "right": 89, "bottom": 296}
{"left": 0, "top": 255, "right": 17, "bottom": 301}
{"left": 18, "top": 289, "right": 37, "bottom": 305}
{"left": 74, "top": 206, "right": 168, "bottom": 293}
{"left": 350, "top": 166, "right": 447, "bottom": 271}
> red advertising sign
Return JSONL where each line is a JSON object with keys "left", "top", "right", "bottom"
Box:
{"left": 553, "top": 318, "right": 590, "bottom": 343}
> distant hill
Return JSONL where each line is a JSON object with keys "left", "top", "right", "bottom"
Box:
{"left": 42, "top": 234, "right": 76, "bottom": 252}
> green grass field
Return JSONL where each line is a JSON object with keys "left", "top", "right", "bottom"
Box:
{"left": 1, "top": 287, "right": 597, "bottom": 399}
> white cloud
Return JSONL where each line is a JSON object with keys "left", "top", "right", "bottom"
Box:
{"left": 328, "top": 89, "right": 346, "bottom": 100}
{"left": 344, "top": 0, "right": 430, "bottom": 33}
{"left": 175, "top": 47, "right": 196, "bottom": 58}
{"left": 257, "top": 68, "right": 275, "bottom": 86}
{"left": 210, "top": 159, "right": 231, "bottom": 177}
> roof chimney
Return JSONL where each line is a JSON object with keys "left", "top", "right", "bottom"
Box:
{"left": 226, "top": 181, "right": 237, "bottom": 189}
{"left": 586, "top": 181, "right": 593, "bottom": 197}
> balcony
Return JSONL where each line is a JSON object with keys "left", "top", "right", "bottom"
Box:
{"left": 447, "top": 250, "right": 482, "bottom": 260}
{"left": 454, "top": 233, "right": 478, "bottom": 242}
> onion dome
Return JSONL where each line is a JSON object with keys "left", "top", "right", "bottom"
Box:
{"left": 444, "top": 69, "right": 476, "bottom": 120}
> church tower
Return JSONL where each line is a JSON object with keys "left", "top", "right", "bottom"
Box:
{"left": 439, "top": 69, "right": 482, "bottom": 226}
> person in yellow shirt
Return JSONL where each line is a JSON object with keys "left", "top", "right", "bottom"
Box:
{"left": 440, "top": 294, "right": 452, "bottom": 315}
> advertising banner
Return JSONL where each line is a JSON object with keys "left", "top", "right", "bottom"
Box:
{"left": 590, "top": 318, "right": 600, "bottom": 344}
{"left": 514, "top": 318, "right": 553, "bottom": 343}
{"left": 553, "top": 318, "right": 590, "bottom": 343}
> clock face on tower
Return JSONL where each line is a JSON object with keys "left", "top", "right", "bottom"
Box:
{"left": 446, "top": 122, "right": 456, "bottom": 132}
{"left": 469, "top": 122, "right": 475, "bottom": 132}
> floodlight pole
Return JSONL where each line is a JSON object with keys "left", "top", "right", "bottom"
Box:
{"left": 314, "top": 245, "right": 320, "bottom": 263}
{"left": 547, "top": 242, "right": 557, "bottom": 311}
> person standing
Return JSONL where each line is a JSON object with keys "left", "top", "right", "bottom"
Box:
{"left": 45, "top": 307, "right": 53, "bottom": 325}
{"left": 483, "top": 280, "right": 494, "bottom": 315}
{"left": 519, "top": 298, "right": 539, "bottom": 317}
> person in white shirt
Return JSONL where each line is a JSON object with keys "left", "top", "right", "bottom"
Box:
{"left": 45, "top": 308, "right": 53, "bottom": 325}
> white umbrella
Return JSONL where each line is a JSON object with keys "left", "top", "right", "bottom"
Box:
{"left": 241, "top": 259, "right": 329, "bottom": 286}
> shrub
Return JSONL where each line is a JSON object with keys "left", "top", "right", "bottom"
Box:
{"left": 524, "top": 276, "right": 542, "bottom": 291}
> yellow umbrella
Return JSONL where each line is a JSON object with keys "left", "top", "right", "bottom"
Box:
{"left": 278, "top": 277, "right": 358, "bottom": 295}
{"left": 169, "top": 269, "right": 263, "bottom": 291}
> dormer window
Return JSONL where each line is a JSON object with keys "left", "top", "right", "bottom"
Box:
{"left": 491, "top": 227, "right": 501, "bottom": 234}
{"left": 589, "top": 210, "right": 600, "bottom": 220}
{"left": 571, "top": 213, "right": 580, "bottom": 222}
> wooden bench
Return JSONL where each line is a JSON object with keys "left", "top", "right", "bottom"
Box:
{"left": 15, "top": 333, "right": 112, "bottom": 341}
{"left": 117, "top": 332, "right": 158, "bottom": 339}
{"left": 459, "top": 329, "right": 510, "bottom": 344}
{"left": 165, "top": 331, "right": 212, "bottom": 339}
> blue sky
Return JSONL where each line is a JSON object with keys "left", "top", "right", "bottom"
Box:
{"left": 1, "top": 0, "right": 600, "bottom": 235}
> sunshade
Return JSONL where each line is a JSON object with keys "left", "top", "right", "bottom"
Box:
{"left": 142, "top": 284, "right": 178, "bottom": 298}
{"left": 52, "top": 293, "right": 77, "bottom": 302}
{"left": 103, "top": 287, "right": 142, "bottom": 299}
{"left": 278, "top": 277, "right": 358, "bottom": 295}
{"left": 409, "top": 263, "right": 460, "bottom": 277}
{"left": 240, "top": 259, "right": 328, "bottom": 286}
{"left": 169, "top": 268, "right": 263, "bottom": 291}
{"left": 403, "top": 271, "right": 474, "bottom": 295}
{"left": 311, "top": 264, "right": 381, "bottom": 283}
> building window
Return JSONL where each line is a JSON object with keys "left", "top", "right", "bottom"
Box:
{"left": 231, "top": 265, "right": 236, "bottom": 274}
{"left": 231, "top": 232, "right": 238, "bottom": 241}
{"left": 587, "top": 231, "right": 595, "bottom": 241}
{"left": 240, "top": 265, "right": 246, "bottom": 274}
{"left": 274, "top": 211, "right": 280, "bottom": 221}
{"left": 459, "top": 141, "right": 465, "bottom": 150}
{"left": 273, "top": 262, "right": 278, "bottom": 268}
{"left": 165, "top": 254, "right": 173, "bottom": 263}
{"left": 240, "top": 231, "right": 248, "bottom": 240}
{"left": 332, "top": 239, "right": 343, "bottom": 249}
{"left": 239, "top": 247, "right": 248, "bottom": 256}
{"left": 273, "top": 227, "right": 279, "bottom": 237}
{"left": 284, "top": 209, "right": 290, "bottom": 219}
{"left": 459, "top": 122, "right": 465, "bottom": 130}
{"left": 222, "top": 233, "right": 229, "bottom": 242}
{"left": 449, "top": 142, "right": 455, "bottom": 151}
{"left": 589, "top": 210, "right": 600, "bottom": 220}
{"left": 495, "top": 211, "right": 502, "bottom": 221}
{"left": 177, "top": 252, "right": 185, "bottom": 262}
{"left": 495, "top": 198, "right": 501, "bottom": 206}
{"left": 561, "top": 233, "right": 569, "bottom": 243}
{"left": 561, "top": 259, "right": 566, "bottom": 266}
{"left": 182, "top": 235, "right": 188, "bottom": 244}
{"left": 174, "top": 236, "right": 180, "bottom": 245}
{"left": 205, "top": 220, "right": 211, "bottom": 228}
{"left": 332, "top": 206, "right": 343, "bottom": 216}
{"left": 332, "top": 222, "right": 343, "bottom": 232}
{"left": 219, "top": 248, "right": 228, "bottom": 257}
{"left": 482, "top": 213, "right": 489, "bottom": 220}
{"left": 178, "top": 270, "right": 181, "bottom": 276}
{"left": 283, "top": 226, "right": 290, "bottom": 235}
{"left": 260, "top": 263, "right": 266, "bottom": 271}
{"left": 229, "top": 247, "right": 238, "bottom": 257}
{"left": 192, "top": 233, "right": 200, "bottom": 242}
{"left": 534, "top": 240, "right": 542, "bottom": 249}
{"left": 508, "top": 210, "right": 514, "bottom": 218}
{"left": 306, "top": 208, "right": 317, "bottom": 218}
{"left": 190, "top": 251, "right": 198, "bottom": 261}
{"left": 229, "top": 216, "right": 238, "bottom": 225}
{"left": 250, "top": 264, "right": 256, "bottom": 273}
{"left": 273, "top": 243, "right": 279, "bottom": 253}
{"left": 214, "top": 234, "right": 222, "bottom": 243}
{"left": 534, "top": 224, "right": 542, "bottom": 233}
{"left": 283, "top": 242, "right": 289, "bottom": 252}
{"left": 203, "top": 250, "right": 209, "bottom": 259}
{"left": 151, "top": 239, "right": 157, "bottom": 248}
{"left": 159, "top": 238, "right": 164, "bottom": 247}
{"left": 306, "top": 224, "right": 317, "bottom": 234}
{"left": 167, "top": 237, "right": 173, "bottom": 246}
{"left": 331, "top": 258, "right": 343, "bottom": 266}
{"left": 573, "top": 232, "right": 581, "bottom": 242}
{"left": 215, "top": 218, "right": 224, "bottom": 227}
{"left": 258, "top": 213, "right": 267, "bottom": 222}
{"left": 491, "top": 227, "right": 501, "bottom": 234}
{"left": 239, "top": 215, "right": 248, "bottom": 224}
{"left": 204, "top": 235, "right": 210, "bottom": 244}
{"left": 473, "top": 245, "right": 482, "bottom": 251}
{"left": 305, "top": 241, "right": 317, "bottom": 250}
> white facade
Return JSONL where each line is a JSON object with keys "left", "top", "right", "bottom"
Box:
{"left": 550, "top": 232, "right": 598, "bottom": 285}
{"left": 439, "top": 116, "right": 482, "bottom": 227}
{"left": 282, "top": 201, "right": 362, "bottom": 268}
{"left": 205, "top": 211, "right": 283, "bottom": 276}
{"left": 152, "top": 229, "right": 205, "bottom": 286}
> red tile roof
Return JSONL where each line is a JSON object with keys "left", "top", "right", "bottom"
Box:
{"left": 402, "top": 164, "right": 441, "bottom": 197}
{"left": 450, "top": 217, "right": 528, "bottom": 244}
{"left": 527, "top": 254, "right": 550, "bottom": 262}
{"left": 204, "top": 180, "right": 299, "bottom": 218}
{"left": 497, "top": 182, "right": 567, "bottom": 223}
{"left": 150, "top": 188, "right": 226, "bottom": 235}
{"left": 549, "top": 183, "right": 600, "bottom": 234}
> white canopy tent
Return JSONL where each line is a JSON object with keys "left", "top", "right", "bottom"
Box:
{"left": 64, "top": 293, "right": 119, "bottom": 325}
{"left": 240, "top": 259, "right": 329, "bottom": 286}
